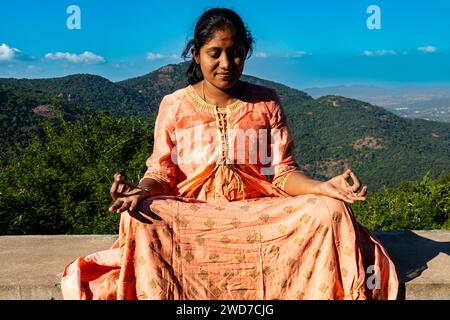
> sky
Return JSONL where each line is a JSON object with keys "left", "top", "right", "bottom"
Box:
{"left": 1, "top": 0, "right": 449, "bottom": 89}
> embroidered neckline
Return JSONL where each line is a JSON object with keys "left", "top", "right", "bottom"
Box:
{"left": 185, "top": 83, "right": 248, "bottom": 114}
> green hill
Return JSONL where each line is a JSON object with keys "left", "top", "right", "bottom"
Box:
{"left": 1, "top": 62, "right": 449, "bottom": 193}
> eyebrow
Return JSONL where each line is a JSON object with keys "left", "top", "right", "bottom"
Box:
{"left": 205, "top": 46, "right": 242, "bottom": 52}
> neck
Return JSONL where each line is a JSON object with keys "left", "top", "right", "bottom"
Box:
{"left": 202, "top": 80, "right": 242, "bottom": 107}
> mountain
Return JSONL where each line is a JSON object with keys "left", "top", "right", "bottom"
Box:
{"left": 1, "top": 63, "right": 449, "bottom": 192}
{"left": 304, "top": 84, "right": 450, "bottom": 123}
{"left": 0, "top": 74, "right": 147, "bottom": 116}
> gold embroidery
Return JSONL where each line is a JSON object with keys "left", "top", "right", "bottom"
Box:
{"left": 185, "top": 252, "right": 194, "bottom": 263}
{"left": 188, "top": 287, "right": 199, "bottom": 298}
{"left": 343, "top": 246, "right": 353, "bottom": 256}
{"left": 137, "top": 256, "right": 146, "bottom": 266}
{"left": 312, "top": 248, "right": 321, "bottom": 258}
{"left": 137, "top": 292, "right": 148, "bottom": 299}
{"left": 341, "top": 267, "right": 348, "bottom": 277}
{"left": 294, "top": 236, "right": 305, "bottom": 246}
{"left": 300, "top": 214, "right": 311, "bottom": 224}
{"left": 198, "top": 269, "right": 209, "bottom": 280}
{"left": 224, "top": 269, "right": 234, "bottom": 279}
{"left": 328, "top": 261, "right": 336, "bottom": 271}
{"left": 221, "top": 235, "right": 231, "bottom": 244}
{"left": 295, "top": 291, "right": 305, "bottom": 300}
{"left": 231, "top": 217, "right": 241, "bottom": 228}
{"left": 185, "top": 85, "right": 247, "bottom": 115}
{"left": 237, "top": 288, "right": 247, "bottom": 298}
{"left": 247, "top": 232, "right": 262, "bottom": 243}
{"left": 195, "top": 235, "right": 205, "bottom": 245}
{"left": 149, "top": 279, "right": 157, "bottom": 289}
{"left": 317, "top": 225, "right": 329, "bottom": 235}
{"left": 333, "top": 211, "right": 342, "bottom": 223}
{"left": 283, "top": 206, "right": 294, "bottom": 214}
{"left": 319, "top": 283, "right": 329, "bottom": 293}
{"left": 190, "top": 204, "right": 200, "bottom": 212}
{"left": 175, "top": 214, "right": 189, "bottom": 227}
{"left": 211, "top": 287, "right": 222, "bottom": 298}
{"left": 277, "top": 224, "right": 288, "bottom": 234}
{"left": 249, "top": 267, "right": 260, "bottom": 279}
{"left": 259, "top": 213, "right": 270, "bottom": 223}
{"left": 235, "top": 253, "right": 246, "bottom": 263}
{"left": 209, "top": 253, "right": 220, "bottom": 262}
{"left": 204, "top": 218, "right": 215, "bottom": 229}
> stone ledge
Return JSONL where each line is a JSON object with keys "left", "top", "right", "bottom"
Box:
{"left": 0, "top": 231, "right": 448, "bottom": 300}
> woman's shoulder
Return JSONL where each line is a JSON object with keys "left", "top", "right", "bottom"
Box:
{"left": 242, "top": 81, "right": 281, "bottom": 113}
{"left": 158, "top": 87, "right": 191, "bottom": 114}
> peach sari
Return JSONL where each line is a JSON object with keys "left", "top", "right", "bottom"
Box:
{"left": 61, "top": 83, "right": 398, "bottom": 299}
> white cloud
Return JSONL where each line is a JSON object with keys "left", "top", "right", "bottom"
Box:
{"left": 254, "top": 52, "right": 269, "bottom": 58}
{"left": 417, "top": 45, "right": 437, "bottom": 53}
{"left": 0, "top": 43, "right": 21, "bottom": 61}
{"left": 146, "top": 52, "right": 165, "bottom": 61}
{"left": 363, "top": 49, "right": 397, "bottom": 56}
{"left": 146, "top": 52, "right": 182, "bottom": 62}
{"left": 288, "top": 51, "right": 311, "bottom": 58}
{"left": 44, "top": 51, "right": 105, "bottom": 64}
{"left": 26, "top": 65, "right": 42, "bottom": 73}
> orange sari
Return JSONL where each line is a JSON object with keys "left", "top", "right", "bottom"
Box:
{"left": 61, "top": 82, "right": 399, "bottom": 299}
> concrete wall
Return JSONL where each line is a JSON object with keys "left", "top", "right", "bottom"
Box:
{"left": 0, "top": 231, "right": 449, "bottom": 300}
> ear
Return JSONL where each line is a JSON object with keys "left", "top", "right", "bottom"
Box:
{"left": 191, "top": 48, "right": 199, "bottom": 64}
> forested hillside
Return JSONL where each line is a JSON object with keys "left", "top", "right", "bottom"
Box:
{"left": 2, "top": 62, "right": 448, "bottom": 192}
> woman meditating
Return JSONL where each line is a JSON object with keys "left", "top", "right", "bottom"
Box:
{"left": 61, "top": 7, "right": 398, "bottom": 300}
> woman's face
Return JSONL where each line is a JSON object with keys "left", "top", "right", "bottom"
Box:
{"left": 193, "top": 26, "right": 246, "bottom": 90}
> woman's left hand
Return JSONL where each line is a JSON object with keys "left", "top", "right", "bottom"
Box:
{"left": 316, "top": 169, "right": 368, "bottom": 204}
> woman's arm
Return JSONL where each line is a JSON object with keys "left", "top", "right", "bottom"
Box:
{"left": 137, "top": 177, "right": 165, "bottom": 197}
{"left": 284, "top": 169, "right": 368, "bottom": 204}
{"left": 284, "top": 171, "right": 321, "bottom": 196}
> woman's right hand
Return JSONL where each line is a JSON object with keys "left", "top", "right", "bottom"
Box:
{"left": 108, "top": 173, "right": 150, "bottom": 214}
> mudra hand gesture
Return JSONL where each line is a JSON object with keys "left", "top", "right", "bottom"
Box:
{"left": 317, "top": 169, "right": 368, "bottom": 204}
{"left": 109, "top": 173, "right": 149, "bottom": 213}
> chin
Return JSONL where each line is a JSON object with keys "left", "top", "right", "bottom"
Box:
{"left": 214, "top": 78, "right": 240, "bottom": 90}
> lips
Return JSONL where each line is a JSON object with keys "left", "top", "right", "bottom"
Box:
{"left": 216, "top": 72, "right": 234, "bottom": 80}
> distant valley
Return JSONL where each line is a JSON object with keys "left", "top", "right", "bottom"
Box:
{"left": 304, "top": 84, "right": 450, "bottom": 123}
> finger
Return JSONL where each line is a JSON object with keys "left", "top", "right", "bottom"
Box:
{"left": 337, "top": 191, "right": 355, "bottom": 204}
{"left": 356, "top": 185, "right": 368, "bottom": 198}
{"left": 342, "top": 169, "right": 352, "bottom": 180}
{"left": 110, "top": 173, "right": 123, "bottom": 201}
{"left": 117, "top": 200, "right": 131, "bottom": 213}
{"left": 118, "top": 182, "right": 125, "bottom": 194}
{"left": 122, "top": 180, "right": 137, "bottom": 194}
{"left": 129, "top": 198, "right": 139, "bottom": 213}
{"left": 350, "top": 172, "right": 361, "bottom": 192}
{"left": 109, "top": 199, "right": 124, "bottom": 212}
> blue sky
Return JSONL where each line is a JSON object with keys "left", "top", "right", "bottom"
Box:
{"left": 1, "top": 0, "right": 449, "bottom": 89}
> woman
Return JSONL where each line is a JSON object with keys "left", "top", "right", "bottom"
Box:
{"left": 61, "top": 7, "right": 398, "bottom": 300}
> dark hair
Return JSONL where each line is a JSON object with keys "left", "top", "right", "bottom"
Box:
{"left": 181, "top": 7, "right": 254, "bottom": 84}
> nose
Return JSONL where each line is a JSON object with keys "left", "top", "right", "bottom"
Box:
{"left": 219, "top": 52, "right": 232, "bottom": 69}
